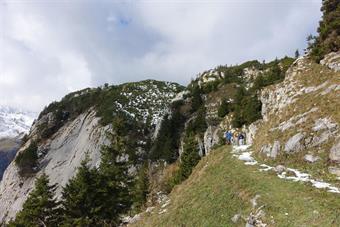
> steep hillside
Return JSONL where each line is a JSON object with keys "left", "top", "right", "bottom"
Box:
{"left": 125, "top": 52, "right": 340, "bottom": 226}
{"left": 253, "top": 52, "right": 340, "bottom": 183}
{"left": 131, "top": 146, "right": 340, "bottom": 227}
{"left": 0, "top": 80, "right": 183, "bottom": 223}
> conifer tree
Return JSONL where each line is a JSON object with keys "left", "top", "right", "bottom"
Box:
{"left": 311, "top": 0, "right": 340, "bottom": 61}
{"left": 9, "top": 173, "right": 60, "bottom": 227}
{"left": 178, "top": 134, "right": 200, "bottom": 180}
{"left": 61, "top": 157, "right": 101, "bottom": 226}
{"left": 191, "top": 84, "right": 203, "bottom": 112}
{"left": 96, "top": 131, "right": 133, "bottom": 225}
{"left": 132, "top": 162, "right": 149, "bottom": 211}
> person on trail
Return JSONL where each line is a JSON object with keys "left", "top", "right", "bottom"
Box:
{"left": 230, "top": 131, "right": 234, "bottom": 145}
{"left": 225, "top": 131, "right": 232, "bottom": 145}
{"left": 234, "top": 132, "right": 239, "bottom": 146}
{"left": 238, "top": 133, "right": 245, "bottom": 145}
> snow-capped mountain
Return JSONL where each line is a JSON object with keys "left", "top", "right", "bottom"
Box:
{"left": 0, "top": 105, "right": 36, "bottom": 139}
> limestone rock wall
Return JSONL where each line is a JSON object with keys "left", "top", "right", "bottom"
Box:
{"left": 0, "top": 109, "right": 109, "bottom": 222}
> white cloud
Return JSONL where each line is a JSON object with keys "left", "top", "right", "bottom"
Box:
{"left": 0, "top": 0, "right": 322, "bottom": 112}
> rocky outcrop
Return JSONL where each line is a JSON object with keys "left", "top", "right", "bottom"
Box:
{"left": 329, "top": 138, "right": 340, "bottom": 162}
{"left": 320, "top": 51, "right": 340, "bottom": 72}
{"left": 0, "top": 109, "right": 108, "bottom": 222}
{"left": 284, "top": 133, "right": 305, "bottom": 153}
{"left": 260, "top": 140, "right": 281, "bottom": 159}
{"left": 203, "top": 126, "right": 220, "bottom": 155}
{"left": 304, "top": 154, "right": 320, "bottom": 163}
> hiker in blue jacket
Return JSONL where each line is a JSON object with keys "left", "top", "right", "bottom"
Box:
{"left": 225, "top": 131, "right": 233, "bottom": 145}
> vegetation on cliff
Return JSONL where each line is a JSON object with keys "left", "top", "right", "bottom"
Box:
{"left": 309, "top": 0, "right": 340, "bottom": 61}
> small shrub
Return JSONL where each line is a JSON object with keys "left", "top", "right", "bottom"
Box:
{"left": 15, "top": 141, "right": 38, "bottom": 176}
{"left": 217, "top": 99, "right": 231, "bottom": 118}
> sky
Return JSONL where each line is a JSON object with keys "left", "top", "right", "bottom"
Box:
{"left": 0, "top": 0, "right": 322, "bottom": 112}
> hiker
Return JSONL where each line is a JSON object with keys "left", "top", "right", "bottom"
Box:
{"left": 226, "top": 131, "right": 233, "bottom": 145}
{"left": 234, "top": 132, "right": 239, "bottom": 146}
{"left": 238, "top": 133, "right": 245, "bottom": 145}
{"left": 224, "top": 131, "right": 229, "bottom": 144}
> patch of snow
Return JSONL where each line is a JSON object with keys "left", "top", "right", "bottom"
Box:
{"left": 231, "top": 145, "right": 340, "bottom": 194}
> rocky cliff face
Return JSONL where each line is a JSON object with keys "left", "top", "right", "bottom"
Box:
{"left": 253, "top": 52, "right": 340, "bottom": 180}
{"left": 0, "top": 109, "right": 106, "bottom": 221}
{"left": 0, "top": 80, "right": 183, "bottom": 223}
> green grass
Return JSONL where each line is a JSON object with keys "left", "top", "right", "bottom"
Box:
{"left": 132, "top": 146, "right": 340, "bottom": 227}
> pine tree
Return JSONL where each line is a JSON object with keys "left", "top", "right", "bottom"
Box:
{"left": 311, "top": 0, "right": 340, "bottom": 61}
{"left": 191, "top": 84, "right": 203, "bottom": 113}
{"left": 96, "top": 131, "right": 133, "bottom": 225}
{"left": 132, "top": 162, "right": 149, "bottom": 211}
{"left": 178, "top": 134, "right": 200, "bottom": 180}
{"left": 9, "top": 173, "right": 60, "bottom": 227}
{"left": 61, "top": 157, "right": 101, "bottom": 226}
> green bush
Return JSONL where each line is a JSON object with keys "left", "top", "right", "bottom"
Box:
{"left": 166, "top": 133, "right": 201, "bottom": 190}
{"left": 231, "top": 87, "right": 262, "bottom": 128}
{"left": 186, "top": 107, "right": 207, "bottom": 136}
{"left": 217, "top": 99, "right": 231, "bottom": 118}
{"left": 149, "top": 109, "right": 185, "bottom": 163}
{"left": 15, "top": 142, "right": 38, "bottom": 176}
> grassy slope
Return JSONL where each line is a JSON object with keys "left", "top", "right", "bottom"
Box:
{"left": 132, "top": 146, "right": 340, "bottom": 227}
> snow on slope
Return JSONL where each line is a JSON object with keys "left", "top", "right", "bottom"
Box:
{"left": 0, "top": 105, "right": 36, "bottom": 139}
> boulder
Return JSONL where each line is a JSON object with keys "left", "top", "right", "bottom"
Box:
{"left": 304, "top": 154, "right": 320, "bottom": 163}
{"left": 329, "top": 139, "right": 340, "bottom": 162}
{"left": 284, "top": 133, "right": 305, "bottom": 153}
{"left": 312, "top": 118, "right": 337, "bottom": 132}
{"left": 245, "top": 122, "right": 258, "bottom": 145}
{"left": 271, "top": 141, "right": 281, "bottom": 158}
{"left": 328, "top": 167, "right": 340, "bottom": 177}
{"left": 260, "top": 141, "right": 280, "bottom": 159}
{"left": 274, "top": 165, "right": 286, "bottom": 174}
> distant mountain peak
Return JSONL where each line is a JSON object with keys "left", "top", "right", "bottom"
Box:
{"left": 0, "top": 105, "right": 36, "bottom": 139}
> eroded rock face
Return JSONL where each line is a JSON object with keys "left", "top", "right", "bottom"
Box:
{"left": 260, "top": 141, "right": 280, "bottom": 159}
{"left": 244, "top": 122, "right": 259, "bottom": 145}
{"left": 320, "top": 51, "right": 340, "bottom": 72}
{"left": 260, "top": 57, "right": 306, "bottom": 121}
{"left": 0, "top": 110, "right": 108, "bottom": 222}
{"left": 329, "top": 138, "right": 340, "bottom": 162}
{"left": 203, "top": 126, "right": 220, "bottom": 155}
{"left": 284, "top": 133, "right": 305, "bottom": 153}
